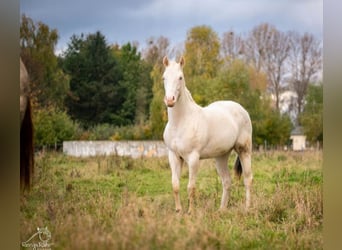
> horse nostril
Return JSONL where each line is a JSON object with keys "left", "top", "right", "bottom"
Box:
{"left": 164, "top": 95, "right": 176, "bottom": 107}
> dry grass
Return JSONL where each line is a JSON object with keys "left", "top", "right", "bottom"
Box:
{"left": 20, "top": 150, "right": 322, "bottom": 249}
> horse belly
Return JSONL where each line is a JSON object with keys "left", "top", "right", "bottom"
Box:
{"left": 200, "top": 131, "right": 236, "bottom": 159}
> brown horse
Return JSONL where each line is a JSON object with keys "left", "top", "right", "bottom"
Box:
{"left": 20, "top": 58, "right": 34, "bottom": 190}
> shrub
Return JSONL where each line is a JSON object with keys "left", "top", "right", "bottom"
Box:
{"left": 79, "top": 123, "right": 153, "bottom": 141}
{"left": 110, "top": 123, "right": 152, "bottom": 140}
{"left": 88, "top": 123, "right": 117, "bottom": 140}
{"left": 33, "top": 106, "right": 81, "bottom": 148}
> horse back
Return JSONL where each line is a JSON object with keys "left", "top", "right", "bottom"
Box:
{"left": 204, "top": 100, "right": 251, "bottom": 131}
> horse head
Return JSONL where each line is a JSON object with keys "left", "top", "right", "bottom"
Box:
{"left": 162, "top": 56, "right": 185, "bottom": 107}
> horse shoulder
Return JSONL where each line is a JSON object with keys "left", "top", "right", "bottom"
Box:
{"left": 202, "top": 104, "right": 238, "bottom": 142}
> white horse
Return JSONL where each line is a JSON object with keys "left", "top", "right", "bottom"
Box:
{"left": 162, "top": 56, "right": 253, "bottom": 213}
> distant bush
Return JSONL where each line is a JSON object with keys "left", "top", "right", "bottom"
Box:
{"left": 78, "top": 123, "right": 153, "bottom": 141}
{"left": 33, "top": 106, "right": 82, "bottom": 148}
{"left": 88, "top": 123, "right": 117, "bottom": 140}
{"left": 111, "top": 123, "right": 152, "bottom": 140}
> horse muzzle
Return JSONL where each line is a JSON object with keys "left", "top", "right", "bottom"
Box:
{"left": 164, "top": 96, "right": 176, "bottom": 107}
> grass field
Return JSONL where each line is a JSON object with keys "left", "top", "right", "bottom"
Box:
{"left": 20, "top": 150, "right": 322, "bottom": 249}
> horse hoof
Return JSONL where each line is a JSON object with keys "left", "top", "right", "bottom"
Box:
{"left": 218, "top": 207, "right": 227, "bottom": 213}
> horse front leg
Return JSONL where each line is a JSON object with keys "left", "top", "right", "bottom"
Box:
{"left": 168, "top": 151, "right": 183, "bottom": 213}
{"left": 187, "top": 153, "right": 200, "bottom": 214}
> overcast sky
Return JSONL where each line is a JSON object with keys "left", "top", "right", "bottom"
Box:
{"left": 20, "top": 0, "right": 323, "bottom": 54}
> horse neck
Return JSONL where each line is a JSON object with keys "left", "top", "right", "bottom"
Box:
{"left": 167, "top": 84, "right": 200, "bottom": 124}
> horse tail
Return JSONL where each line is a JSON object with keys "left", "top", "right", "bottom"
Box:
{"left": 234, "top": 156, "right": 242, "bottom": 179}
{"left": 20, "top": 98, "right": 34, "bottom": 190}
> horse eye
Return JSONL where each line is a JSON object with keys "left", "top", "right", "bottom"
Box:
{"left": 179, "top": 76, "right": 183, "bottom": 80}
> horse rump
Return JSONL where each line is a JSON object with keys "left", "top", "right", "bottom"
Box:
{"left": 20, "top": 99, "right": 34, "bottom": 190}
{"left": 234, "top": 156, "right": 242, "bottom": 179}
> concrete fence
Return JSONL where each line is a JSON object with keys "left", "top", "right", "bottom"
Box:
{"left": 63, "top": 140, "right": 169, "bottom": 158}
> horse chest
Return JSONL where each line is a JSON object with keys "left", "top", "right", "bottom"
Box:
{"left": 164, "top": 122, "right": 203, "bottom": 157}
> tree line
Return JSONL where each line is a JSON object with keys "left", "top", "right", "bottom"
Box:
{"left": 20, "top": 14, "right": 322, "bottom": 149}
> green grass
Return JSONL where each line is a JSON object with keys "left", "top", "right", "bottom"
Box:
{"left": 20, "top": 150, "right": 322, "bottom": 249}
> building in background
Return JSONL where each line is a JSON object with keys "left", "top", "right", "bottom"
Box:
{"left": 290, "top": 126, "right": 306, "bottom": 151}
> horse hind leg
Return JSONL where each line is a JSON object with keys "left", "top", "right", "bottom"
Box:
{"left": 215, "top": 153, "right": 231, "bottom": 210}
{"left": 236, "top": 150, "right": 253, "bottom": 209}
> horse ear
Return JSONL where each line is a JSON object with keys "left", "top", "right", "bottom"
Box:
{"left": 179, "top": 56, "right": 185, "bottom": 67}
{"left": 163, "top": 56, "right": 169, "bottom": 67}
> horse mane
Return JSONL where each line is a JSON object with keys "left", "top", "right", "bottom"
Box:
{"left": 184, "top": 87, "right": 196, "bottom": 104}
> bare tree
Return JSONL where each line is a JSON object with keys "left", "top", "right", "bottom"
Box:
{"left": 245, "top": 23, "right": 274, "bottom": 72}
{"left": 288, "top": 32, "right": 322, "bottom": 118}
{"left": 222, "top": 30, "right": 245, "bottom": 64}
{"left": 264, "top": 30, "right": 291, "bottom": 111}
{"left": 142, "top": 36, "right": 170, "bottom": 66}
{"left": 244, "top": 23, "right": 291, "bottom": 111}
{"left": 222, "top": 23, "right": 322, "bottom": 119}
